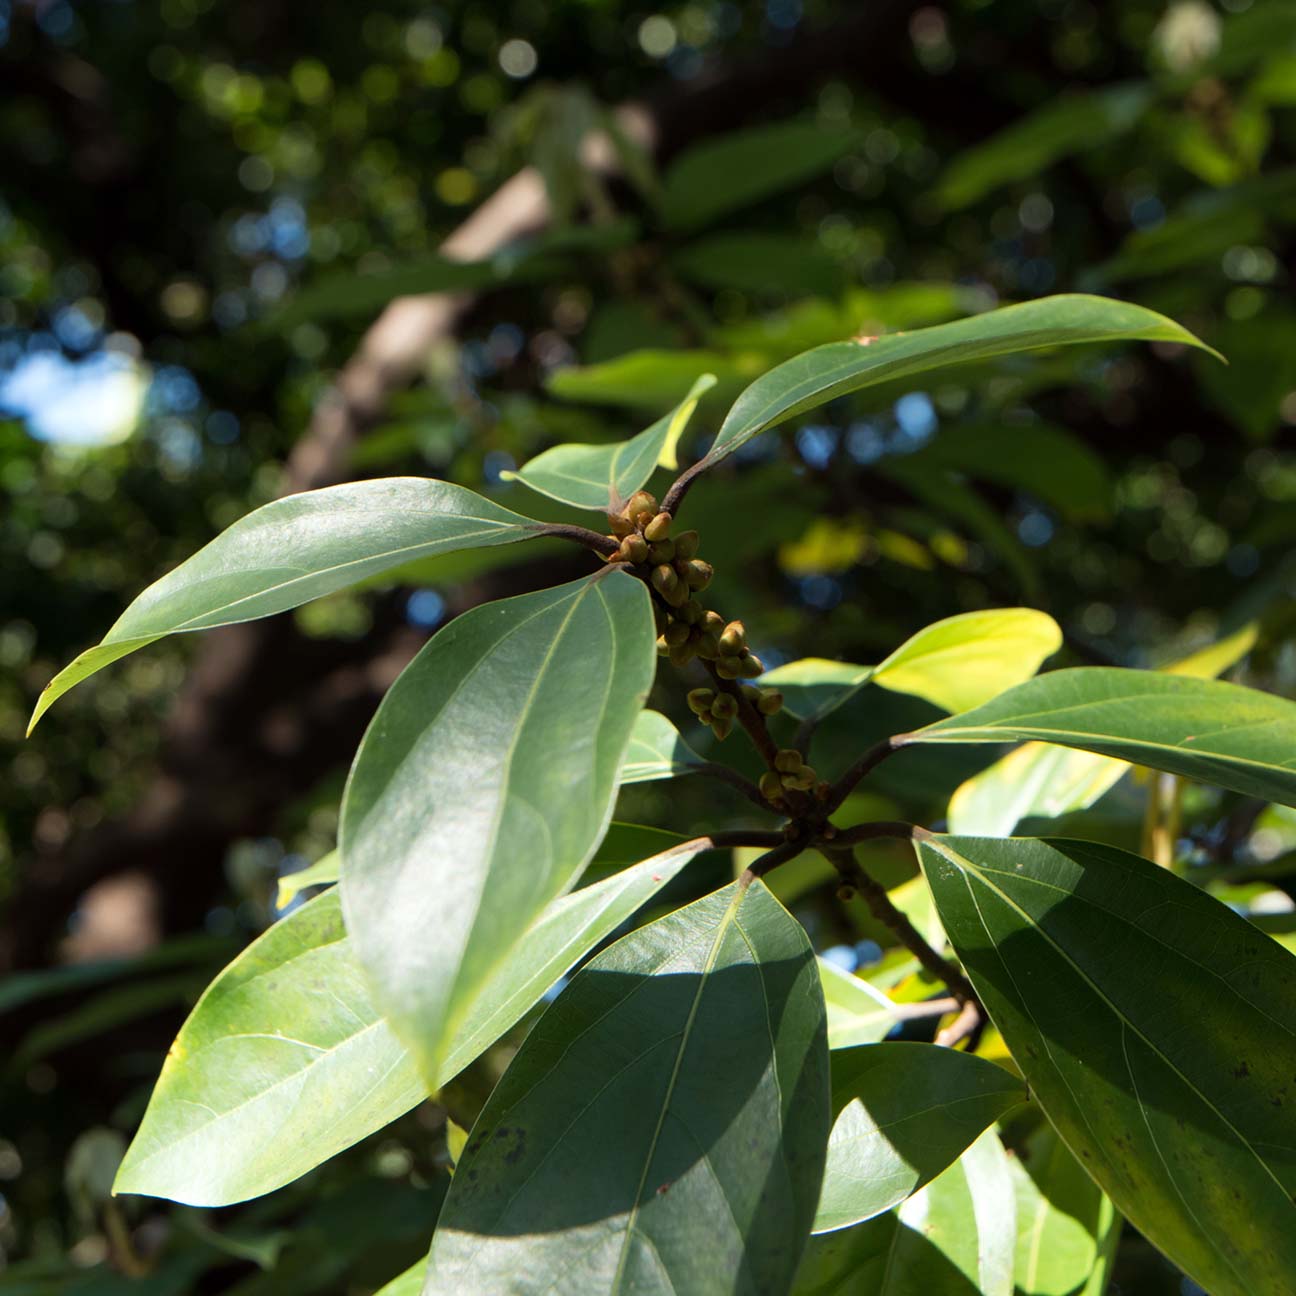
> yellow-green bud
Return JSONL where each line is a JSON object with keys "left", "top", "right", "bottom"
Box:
{"left": 780, "top": 772, "right": 802, "bottom": 791}
{"left": 619, "top": 533, "right": 649, "bottom": 564}
{"left": 651, "top": 564, "right": 679, "bottom": 598}
{"left": 674, "top": 530, "right": 700, "bottom": 561}
{"left": 678, "top": 599, "right": 703, "bottom": 625}
{"left": 687, "top": 688, "right": 715, "bottom": 715}
{"left": 665, "top": 621, "right": 691, "bottom": 648}
{"left": 644, "top": 512, "right": 673, "bottom": 542}
{"left": 634, "top": 510, "right": 655, "bottom": 532}
{"left": 711, "top": 715, "right": 734, "bottom": 741}
{"left": 683, "top": 560, "right": 713, "bottom": 592}
{"left": 695, "top": 632, "right": 721, "bottom": 660}
{"left": 608, "top": 512, "right": 636, "bottom": 538}
{"left": 775, "top": 749, "right": 803, "bottom": 773}
{"left": 790, "top": 766, "right": 817, "bottom": 790}
{"left": 719, "top": 620, "right": 747, "bottom": 654}
{"left": 663, "top": 580, "right": 690, "bottom": 609}
{"left": 625, "top": 490, "right": 657, "bottom": 519}
{"left": 716, "top": 655, "right": 744, "bottom": 679}
{"left": 669, "top": 639, "right": 696, "bottom": 667}
{"left": 648, "top": 538, "right": 675, "bottom": 563}
{"left": 757, "top": 689, "right": 783, "bottom": 716}
{"left": 711, "top": 693, "right": 738, "bottom": 720}
{"left": 702, "top": 610, "right": 725, "bottom": 634}
{"left": 656, "top": 635, "right": 670, "bottom": 656}
{"left": 759, "top": 771, "right": 785, "bottom": 804}
{"left": 739, "top": 653, "right": 765, "bottom": 679}
{"left": 653, "top": 603, "right": 670, "bottom": 634}
{"left": 741, "top": 684, "right": 760, "bottom": 702}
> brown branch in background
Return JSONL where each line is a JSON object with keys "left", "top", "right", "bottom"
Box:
{"left": 821, "top": 845, "right": 976, "bottom": 1006}
{"left": 934, "top": 999, "right": 984, "bottom": 1050}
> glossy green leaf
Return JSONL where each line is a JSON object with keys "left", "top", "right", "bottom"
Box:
{"left": 115, "top": 836, "right": 703, "bottom": 1205}
{"left": 814, "top": 1042, "right": 1025, "bottom": 1234}
{"left": 820, "top": 959, "right": 903, "bottom": 1050}
{"left": 619, "top": 709, "right": 707, "bottom": 783}
{"left": 946, "top": 625, "right": 1258, "bottom": 835}
{"left": 341, "top": 571, "right": 655, "bottom": 1087}
{"left": 1011, "top": 1125, "right": 1114, "bottom": 1296}
{"left": 933, "top": 84, "right": 1151, "bottom": 210}
{"left": 703, "top": 295, "right": 1217, "bottom": 469}
{"left": 29, "top": 478, "right": 543, "bottom": 733}
{"left": 275, "top": 851, "right": 339, "bottom": 909}
{"left": 660, "top": 119, "right": 860, "bottom": 231}
{"left": 503, "top": 375, "right": 715, "bottom": 509}
{"left": 763, "top": 609, "right": 1061, "bottom": 724}
{"left": 549, "top": 347, "right": 749, "bottom": 412}
{"left": 424, "top": 880, "right": 830, "bottom": 1295}
{"left": 795, "top": 1130, "right": 1016, "bottom": 1295}
{"left": 918, "top": 833, "right": 1296, "bottom": 1296}
{"left": 907, "top": 666, "right": 1296, "bottom": 808}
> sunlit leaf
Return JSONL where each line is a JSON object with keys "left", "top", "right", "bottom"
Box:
{"left": 424, "top": 880, "right": 830, "bottom": 1295}
{"left": 705, "top": 295, "right": 1218, "bottom": 468}
{"left": 908, "top": 666, "right": 1296, "bottom": 807}
{"left": 548, "top": 348, "right": 749, "bottom": 412}
{"left": 30, "top": 479, "right": 544, "bottom": 733}
{"left": 946, "top": 625, "right": 1258, "bottom": 834}
{"left": 275, "top": 851, "right": 339, "bottom": 909}
{"left": 503, "top": 375, "right": 715, "bottom": 509}
{"left": 375, "top": 1258, "right": 426, "bottom": 1296}
{"left": 1011, "top": 1125, "right": 1115, "bottom": 1296}
{"left": 795, "top": 1130, "right": 1016, "bottom": 1295}
{"left": 115, "top": 837, "right": 704, "bottom": 1205}
{"left": 819, "top": 958, "right": 903, "bottom": 1050}
{"left": 919, "top": 833, "right": 1296, "bottom": 1296}
{"left": 341, "top": 572, "right": 655, "bottom": 1087}
{"left": 763, "top": 609, "right": 1061, "bottom": 724}
{"left": 814, "top": 1042, "right": 1025, "bottom": 1234}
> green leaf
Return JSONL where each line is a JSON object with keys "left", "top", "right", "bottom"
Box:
{"left": 502, "top": 374, "right": 715, "bottom": 510}
{"left": 549, "top": 348, "right": 749, "bottom": 412}
{"left": 814, "top": 1042, "right": 1025, "bottom": 1234}
{"left": 115, "top": 837, "right": 704, "bottom": 1205}
{"left": 946, "top": 625, "right": 1259, "bottom": 835}
{"left": 907, "top": 665, "right": 1296, "bottom": 808}
{"left": 670, "top": 233, "right": 843, "bottom": 299}
{"left": 795, "top": 1130, "right": 1016, "bottom": 1296}
{"left": 424, "top": 879, "right": 830, "bottom": 1295}
{"left": 898, "top": 420, "right": 1114, "bottom": 523}
{"left": 340, "top": 571, "right": 655, "bottom": 1088}
{"left": 275, "top": 851, "right": 339, "bottom": 909}
{"left": 374, "top": 1258, "right": 426, "bottom": 1296}
{"left": 660, "top": 120, "right": 860, "bottom": 232}
{"left": 1011, "top": 1125, "right": 1114, "bottom": 1296}
{"left": 704, "top": 295, "right": 1218, "bottom": 469}
{"left": 819, "top": 959, "right": 903, "bottom": 1050}
{"left": 29, "top": 478, "right": 542, "bottom": 733}
{"left": 763, "top": 609, "right": 1061, "bottom": 724}
{"left": 619, "top": 709, "right": 707, "bottom": 783}
{"left": 917, "top": 833, "right": 1296, "bottom": 1296}
{"left": 933, "top": 84, "right": 1152, "bottom": 210}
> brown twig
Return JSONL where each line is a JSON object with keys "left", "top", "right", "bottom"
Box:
{"left": 660, "top": 458, "right": 714, "bottom": 519}
{"left": 832, "top": 820, "right": 932, "bottom": 847}
{"left": 823, "top": 734, "right": 909, "bottom": 816}
{"left": 741, "top": 838, "right": 805, "bottom": 884}
{"left": 533, "top": 522, "right": 619, "bottom": 557}
{"left": 820, "top": 845, "right": 976, "bottom": 1006}
{"left": 690, "top": 762, "right": 772, "bottom": 813}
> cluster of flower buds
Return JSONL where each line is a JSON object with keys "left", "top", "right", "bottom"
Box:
{"left": 686, "top": 683, "right": 783, "bottom": 742}
{"left": 605, "top": 492, "right": 768, "bottom": 683}
{"left": 759, "top": 748, "right": 830, "bottom": 809}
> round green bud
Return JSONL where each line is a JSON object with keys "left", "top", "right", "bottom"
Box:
{"left": 687, "top": 688, "right": 715, "bottom": 715}
{"left": 625, "top": 490, "right": 657, "bottom": 519}
{"left": 644, "top": 512, "right": 673, "bottom": 542}
{"left": 716, "top": 655, "right": 744, "bottom": 679}
{"left": 702, "top": 610, "right": 725, "bottom": 634}
{"left": 757, "top": 689, "right": 784, "bottom": 716}
{"left": 656, "top": 635, "right": 670, "bottom": 656}
{"left": 651, "top": 564, "right": 679, "bottom": 597}
{"left": 674, "top": 530, "right": 700, "bottom": 561}
{"left": 759, "top": 771, "right": 785, "bottom": 803}
{"left": 695, "top": 632, "right": 721, "bottom": 660}
{"left": 710, "top": 715, "right": 734, "bottom": 741}
{"left": 718, "top": 620, "right": 747, "bottom": 654}
{"left": 669, "top": 639, "right": 696, "bottom": 667}
{"left": 664, "top": 621, "right": 691, "bottom": 648}
{"left": 620, "top": 533, "right": 649, "bottom": 564}
{"left": 740, "top": 684, "right": 760, "bottom": 702}
{"left": 648, "top": 538, "right": 676, "bottom": 563}
{"left": 739, "top": 654, "right": 765, "bottom": 679}
{"left": 711, "top": 693, "right": 738, "bottom": 720}
{"left": 774, "top": 749, "right": 803, "bottom": 773}
{"left": 608, "top": 512, "right": 636, "bottom": 538}
{"left": 683, "top": 560, "right": 714, "bottom": 592}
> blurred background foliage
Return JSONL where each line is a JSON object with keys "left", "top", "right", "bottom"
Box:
{"left": 2, "top": 0, "right": 1296, "bottom": 1291}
